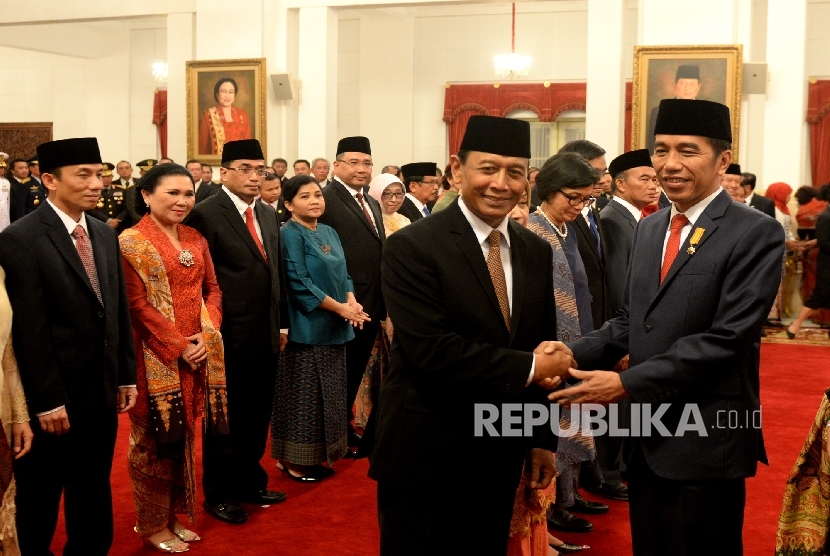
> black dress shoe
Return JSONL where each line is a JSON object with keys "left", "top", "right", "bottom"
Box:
{"left": 241, "top": 489, "right": 287, "bottom": 504}
{"left": 547, "top": 510, "right": 593, "bottom": 532}
{"left": 203, "top": 502, "right": 248, "bottom": 524}
{"left": 567, "top": 493, "right": 609, "bottom": 514}
{"left": 278, "top": 463, "right": 324, "bottom": 483}
{"left": 583, "top": 482, "right": 629, "bottom": 501}
{"left": 550, "top": 541, "right": 586, "bottom": 554}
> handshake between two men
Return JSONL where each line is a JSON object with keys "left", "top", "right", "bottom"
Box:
{"left": 530, "top": 341, "right": 628, "bottom": 407}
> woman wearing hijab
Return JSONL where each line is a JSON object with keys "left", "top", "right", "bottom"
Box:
{"left": 366, "top": 173, "right": 411, "bottom": 235}
{"left": 765, "top": 182, "right": 802, "bottom": 325}
{"left": 120, "top": 163, "right": 226, "bottom": 553}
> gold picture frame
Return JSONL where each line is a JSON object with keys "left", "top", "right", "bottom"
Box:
{"left": 632, "top": 45, "right": 742, "bottom": 160}
{"left": 186, "top": 58, "right": 267, "bottom": 164}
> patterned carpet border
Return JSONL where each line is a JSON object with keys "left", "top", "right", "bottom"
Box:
{"left": 762, "top": 326, "right": 830, "bottom": 346}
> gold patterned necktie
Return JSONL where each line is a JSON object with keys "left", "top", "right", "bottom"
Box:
{"left": 71, "top": 225, "right": 102, "bottom": 304}
{"left": 486, "top": 229, "right": 510, "bottom": 331}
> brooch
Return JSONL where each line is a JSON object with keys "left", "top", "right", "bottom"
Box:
{"left": 179, "top": 249, "right": 195, "bottom": 267}
{"left": 320, "top": 244, "right": 331, "bottom": 255}
{"left": 687, "top": 227, "right": 705, "bottom": 255}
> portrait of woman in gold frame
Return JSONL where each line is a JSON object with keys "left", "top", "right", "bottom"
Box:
{"left": 632, "top": 45, "right": 742, "bottom": 159}
{"left": 186, "top": 58, "right": 267, "bottom": 164}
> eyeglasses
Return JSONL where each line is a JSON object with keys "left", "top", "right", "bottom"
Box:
{"left": 226, "top": 166, "right": 268, "bottom": 177}
{"left": 419, "top": 179, "right": 441, "bottom": 186}
{"left": 558, "top": 190, "right": 595, "bottom": 207}
{"left": 381, "top": 191, "right": 404, "bottom": 200}
{"left": 339, "top": 159, "right": 374, "bottom": 169}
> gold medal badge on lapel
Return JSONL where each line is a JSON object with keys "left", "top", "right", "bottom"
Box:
{"left": 687, "top": 227, "right": 705, "bottom": 255}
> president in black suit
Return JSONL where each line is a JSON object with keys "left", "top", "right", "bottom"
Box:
{"left": 318, "top": 136, "right": 386, "bottom": 451}
{"left": 370, "top": 116, "right": 574, "bottom": 555}
{"left": 0, "top": 137, "right": 137, "bottom": 556}
{"left": 398, "top": 161, "right": 440, "bottom": 222}
{"left": 558, "top": 140, "right": 611, "bottom": 330}
{"left": 185, "top": 139, "right": 288, "bottom": 524}
{"left": 549, "top": 100, "right": 785, "bottom": 555}
{"left": 741, "top": 171, "right": 776, "bottom": 218}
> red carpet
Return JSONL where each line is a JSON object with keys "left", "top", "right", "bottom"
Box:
{"left": 47, "top": 342, "right": 827, "bottom": 555}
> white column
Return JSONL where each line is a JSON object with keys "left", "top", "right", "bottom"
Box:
{"left": 359, "top": 15, "right": 415, "bottom": 165}
{"left": 761, "top": 0, "right": 807, "bottom": 189}
{"left": 297, "top": 7, "right": 338, "bottom": 160}
{"left": 585, "top": 0, "right": 626, "bottom": 157}
{"left": 166, "top": 13, "right": 195, "bottom": 163}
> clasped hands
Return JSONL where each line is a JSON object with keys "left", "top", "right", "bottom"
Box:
{"left": 531, "top": 340, "right": 627, "bottom": 405}
{"left": 181, "top": 332, "right": 207, "bottom": 370}
{"left": 339, "top": 293, "right": 370, "bottom": 329}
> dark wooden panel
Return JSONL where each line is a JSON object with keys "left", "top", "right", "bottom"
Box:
{"left": 0, "top": 123, "right": 53, "bottom": 160}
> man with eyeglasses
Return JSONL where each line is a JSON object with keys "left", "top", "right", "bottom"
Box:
{"left": 185, "top": 139, "right": 289, "bottom": 525}
{"left": 399, "top": 162, "right": 440, "bottom": 222}
{"left": 318, "top": 136, "right": 385, "bottom": 456}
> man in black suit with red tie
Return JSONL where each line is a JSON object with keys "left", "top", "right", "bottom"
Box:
{"left": 549, "top": 100, "right": 785, "bottom": 555}
{"left": 185, "top": 139, "right": 288, "bottom": 524}
{"left": 0, "top": 137, "right": 137, "bottom": 556}
{"left": 318, "top": 136, "right": 386, "bottom": 454}
{"left": 370, "top": 116, "right": 575, "bottom": 555}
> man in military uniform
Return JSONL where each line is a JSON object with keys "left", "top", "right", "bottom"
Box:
{"left": 112, "top": 160, "right": 136, "bottom": 188}
{"left": 8, "top": 158, "right": 46, "bottom": 222}
{"left": 27, "top": 157, "right": 42, "bottom": 185}
{"left": 122, "top": 159, "right": 157, "bottom": 228}
{"left": 88, "top": 163, "right": 129, "bottom": 230}
{"left": 0, "top": 155, "right": 10, "bottom": 231}
{"left": 0, "top": 153, "right": 8, "bottom": 180}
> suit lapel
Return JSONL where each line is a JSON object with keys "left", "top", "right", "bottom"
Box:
{"left": 217, "top": 190, "right": 269, "bottom": 267}
{"left": 332, "top": 181, "right": 381, "bottom": 240}
{"left": 366, "top": 194, "right": 387, "bottom": 242}
{"left": 41, "top": 205, "right": 103, "bottom": 306}
{"left": 611, "top": 201, "right": 637, "bottom": 232}
{"left": 507, "top": 222, "right": 526, "bottom": 343}
{"left": 87, "top": 221, "right": 109, "bottom": 306}
{"left": 255, "top": 200, "right": 279, "bottom": 265}
{"left": 448, "top": 205, "right": 506, "bottom": 331}
{"left": 575, "top": 213, "right": 601, "bottom": 263}
{"left": 641, "top": 209, "right": 670, "bottom": 308}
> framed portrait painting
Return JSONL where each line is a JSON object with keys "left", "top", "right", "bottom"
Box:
{"left": 632, "top": 45, "right": 742, "bottom": 159}
{"left": 186, "top": 58, "right": 267, "bottom": 163}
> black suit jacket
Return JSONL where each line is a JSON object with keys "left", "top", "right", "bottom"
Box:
{"left": 594, "top": 195, "right": 610, "bottom": 211}
{"left": 185, "top": 189, "right": 287, "bottom": 353}
{"left": 195, "top": 181, "right": 220, "bottom": 203}
{"left": 568, "top": 190, "right": 784, "bottom": 481}
{"left": 0, "top": 203, "right": 136, "bottom": 414}
{"left": 600, "top": 199, "right": 638, "bottom": 315}
{"left": 318, "top": 178, "right": 386, "bottom": 319}
{"left": 369, "top": 200, "right": 558, "bottom": 485}
{"left": 398, "top": 196, "right": 424, "bottom": 223}
{"left": 748, "top": 192, "right": 776, "bottom": 219}
{"left": 112, "top": 178, "right": 136, "bottom": 188}
{"left": 574, "top": 207, "right": 611, "bottom": 329}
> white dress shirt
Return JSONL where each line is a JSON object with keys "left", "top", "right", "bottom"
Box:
{"left": 222, "top": 185, "right": 262, "bottom": 242}
{"left": 613, "top": 196, "right": 643, "bottom": 223}
{"left": 662, "top": 187, "right": 722, "bottom": 264}
{"left": 745, "top": 191, "right": 755, "bottom": 206}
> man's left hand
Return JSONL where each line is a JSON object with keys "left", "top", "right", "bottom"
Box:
{"left": 525, "top": 448, "right": 555, "bottom": 489}
{"left": 118, "top": 386, "right": 138, "bottom": 413}
{"left": 547, "top": 369, "right": 627, "bottom": 406}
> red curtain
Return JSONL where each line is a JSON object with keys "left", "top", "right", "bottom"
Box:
{"left": 152, "top": 89, "right": 168, "bottom": 159}
{"left": 808, "top": 80, "right": 830, "bottom": 187}
{"left": 443, "top": 82, "right": 634, "bottom": 155}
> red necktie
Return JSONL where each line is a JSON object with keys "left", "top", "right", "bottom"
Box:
{"left": 641, "top": 204, "right": 659, "bottom": 219}
{"left": 355, "top": 192, "right": 377, "bottom": 234}
{"left": 72, "top": 225, "right": 102, "bottom": 304}
{"left": 244, "top": 206, "right": 267, "bottom": 260}
{"left": 660, "top": 214, "right": 689, "bottom": 284}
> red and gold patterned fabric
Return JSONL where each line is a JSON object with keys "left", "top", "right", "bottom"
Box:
{"left": 198, "top": 106, "right": 252, "bottom": 156}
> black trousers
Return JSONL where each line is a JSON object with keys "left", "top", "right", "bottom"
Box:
{"left": 202, "top": 347, "right": 277, "bottom": 505}
{"left": 346, "top": 321, "right": 379, "bottom": 435}
{"left": 14, "top": 406, "right": 118, "bottom": 556}
{"left": 588, "top": 399, "right": 630, "bottom": 486}
{"left": 377, "top": 460, "right": 522, "bottom": 556}
{"left": 628, "top": 445, "right": 745, "bottom": 556}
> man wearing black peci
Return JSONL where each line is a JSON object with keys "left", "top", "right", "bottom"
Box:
{"left": 185, "top": 139, "right": 288, "bottom": 524}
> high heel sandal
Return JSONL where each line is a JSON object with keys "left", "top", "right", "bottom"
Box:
{"left": 172, "top": 524, "right": 201, "bottom": 542}
{"left": 277, "top": 461, "right": 323, "bottom": 483}
{"left": 786, "top": 327, "right": 797, "bottom": 339}
{"left": 136, "top": 528, "right": 190, "bottom": 553}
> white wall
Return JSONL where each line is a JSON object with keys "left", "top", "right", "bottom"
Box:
{"left": 130, "top": 28, "right": 167, "bottom": 163}
{"left": 806, "top": 2, "right": 830, "bottom": 77}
